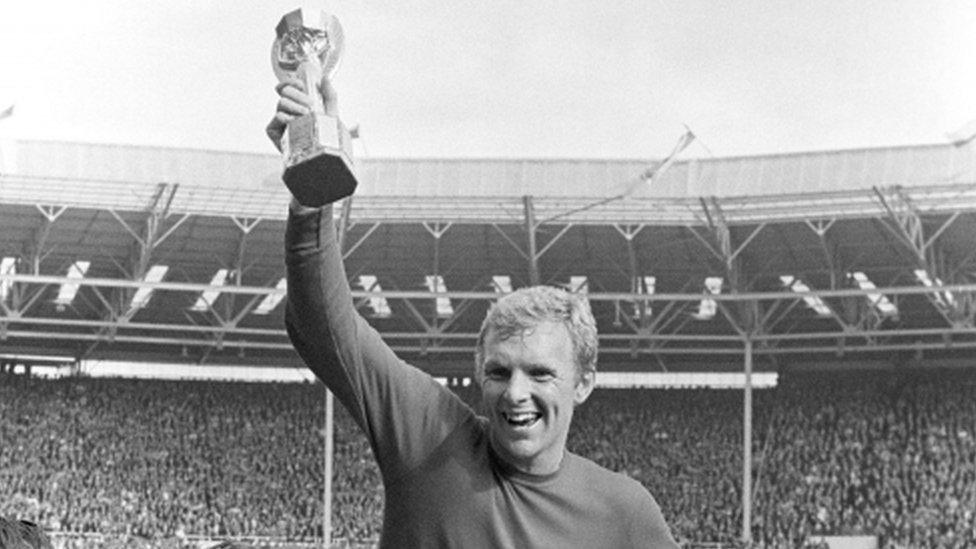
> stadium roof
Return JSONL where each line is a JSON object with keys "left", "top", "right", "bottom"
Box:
{"left": 1, "top": 139, "right": 975, "bottom": 375}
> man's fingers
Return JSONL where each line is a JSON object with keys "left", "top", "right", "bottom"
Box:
{"left": 267, "top": 111, "right": 295, "bottom": 131}
{"left": 269, "top": 77, "right": 339, "bottom": 150}
{"left": 279, "top": 84, "right": 315, "bottom": 111}
{"left": 277, "top": 78, "right": 337, "bottom": 116}
{"left": 266, "top": 112, "right": 294, "bottom": 152}
{"left": 275, "top": 80, "right": 304, "bottom": 95}
{"left": 277, "top": 95, "right": 311, "bottom": 117}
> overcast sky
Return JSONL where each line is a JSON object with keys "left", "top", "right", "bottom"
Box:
{"left": 0, "top": 1, "right": 973, "bottom": 160}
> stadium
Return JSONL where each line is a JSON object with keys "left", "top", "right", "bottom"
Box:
{"left": 1, "top": 136, "right": 975, "bottom": 548}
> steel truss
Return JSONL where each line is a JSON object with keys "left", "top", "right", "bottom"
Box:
{"left": 2, "top": 177, "right": 976, "bottom": 368}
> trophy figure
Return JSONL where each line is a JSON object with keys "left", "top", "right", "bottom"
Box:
{"left": 272, "top": 8, "right": 357, "bottom": 206}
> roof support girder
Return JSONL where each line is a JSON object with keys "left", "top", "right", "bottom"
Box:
{"left": 3, "top": 324, "right": 975, "bottom": 357}
{"left": 5, "top": 205, "right": 67, "bottom": 313}
{"left": 873, "top": 185, "right": 972, "bottom": 327}
{"left": 85, "top": 183, "right": 185, "bottom": 357}
{"left": 524, "top": 196, "right": 540, "bottom": 286}
{"left": 7, "top": 272, "right": 976, "bottom": 301}
{"left": 802, "top": 218, "right": 888, "bottom": 332}
{"left": 690, "top": 197, "right": 768, "bottom": 335}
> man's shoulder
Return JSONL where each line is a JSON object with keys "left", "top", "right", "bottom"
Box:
{"left": 563, "top": 452, "right": 678, "bottom": 545}
{"left": 563, "top": 451, "right": 651, "bottom": 500}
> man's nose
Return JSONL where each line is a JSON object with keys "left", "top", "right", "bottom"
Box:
{"left": 503, "top": 371, "right": 532, "bottom": 402}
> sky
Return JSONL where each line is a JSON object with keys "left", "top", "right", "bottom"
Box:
{"left": 0, "top": 1, "right": 973, "bottom": 160}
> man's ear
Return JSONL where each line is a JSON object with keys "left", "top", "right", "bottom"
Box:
{"left": 574, "top": 370, "right": 596, "bottom": 405}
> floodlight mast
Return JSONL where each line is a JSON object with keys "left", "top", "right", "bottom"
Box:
{"left": 742, "top": 338, "right": 753, "bottom": 545}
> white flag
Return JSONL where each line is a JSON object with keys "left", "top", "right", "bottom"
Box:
{"left": 641, "top": 129, "right": 695, "bottom": 182}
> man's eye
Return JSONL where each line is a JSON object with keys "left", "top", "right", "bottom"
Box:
{"left": 485, "top": 369, "right": 508, "bottom": 380}
{"left": 531, "top": 371, "right": 555, "bottom": 381}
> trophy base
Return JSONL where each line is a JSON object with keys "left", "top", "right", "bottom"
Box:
{"left": 284, "top": 154, "right": 357, "bottom": 207}
{"left": 282, "top": 113, "right": 358, "bottom": 207}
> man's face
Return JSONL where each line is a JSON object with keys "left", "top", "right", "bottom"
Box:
{"left": 479, "top": 321, "right": 595, "bottom": 475}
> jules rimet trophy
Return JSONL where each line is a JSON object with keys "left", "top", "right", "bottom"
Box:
{"left": 272, "top": 8, "right": 357, "bottom": 206}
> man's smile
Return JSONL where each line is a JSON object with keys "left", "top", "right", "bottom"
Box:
{"left": 501, "top": 410, "right": 543, "bottom": 429}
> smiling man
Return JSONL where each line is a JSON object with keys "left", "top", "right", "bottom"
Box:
{"left": 477, "top": 292, "right": 597, "bottom": 477}
{"left": 271, "top": 78, "right": 678, "bottom": 548}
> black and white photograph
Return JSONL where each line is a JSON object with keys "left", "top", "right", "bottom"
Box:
{"left": 1, "top": 1, "right": 974, "bottom": 548}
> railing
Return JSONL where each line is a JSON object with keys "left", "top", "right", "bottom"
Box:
{"left": 47, "top": 532, "right": 378, "bottom": 549}
{"left": 46, "top": 532, "right": 778, "bottom": 549}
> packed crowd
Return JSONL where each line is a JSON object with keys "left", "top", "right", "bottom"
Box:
{"left": 754, "top": 369, "right": 976, "bottom": 548}
{"left": 1, "top": 366, "right": 974, "bottom": 547}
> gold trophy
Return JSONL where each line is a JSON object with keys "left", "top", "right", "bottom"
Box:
{"left": 272, "top": 8, "right": 357, "bottom": 206}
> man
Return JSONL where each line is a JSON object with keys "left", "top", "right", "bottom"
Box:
{"left": 268, "top": 78, "right": 679, "bottom": 548}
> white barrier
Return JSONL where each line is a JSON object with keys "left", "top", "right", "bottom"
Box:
{"left": 807, "top": 535, "right": 878, "bottom": 549}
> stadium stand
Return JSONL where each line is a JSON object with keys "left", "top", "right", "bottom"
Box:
{"left": 2, "top": 367, "right": 974, "bottom": 548}
{"left": 2, "top": 140, "right": 975, "bottom": 368}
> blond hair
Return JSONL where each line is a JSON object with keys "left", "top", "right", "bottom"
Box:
{"left": 474, "top": 285, "right": 597, "bottom": 380}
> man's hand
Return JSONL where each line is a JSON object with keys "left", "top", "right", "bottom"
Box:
{"left": 266, "top": 76, "right": 339, "bottom": 152}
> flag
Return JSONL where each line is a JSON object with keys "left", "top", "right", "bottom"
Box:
{"left": 640, "top": 129, "right": 695, "bottom": 183}
{"left": 621, "top": 129, "right": 696, "bottom": 196}
{"left": 946, "top": 119, "right": 976, "bottom": 147}
{"left": 538, "top": 128, "right": 696, "bottom": 224}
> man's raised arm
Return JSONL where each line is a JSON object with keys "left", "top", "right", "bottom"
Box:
{"left": 270, "top": 78, "right": 473, "bottom": 482}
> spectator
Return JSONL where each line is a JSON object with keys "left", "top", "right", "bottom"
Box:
{"left": 2, "top": 366, "right": 975, "bottom": 546}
